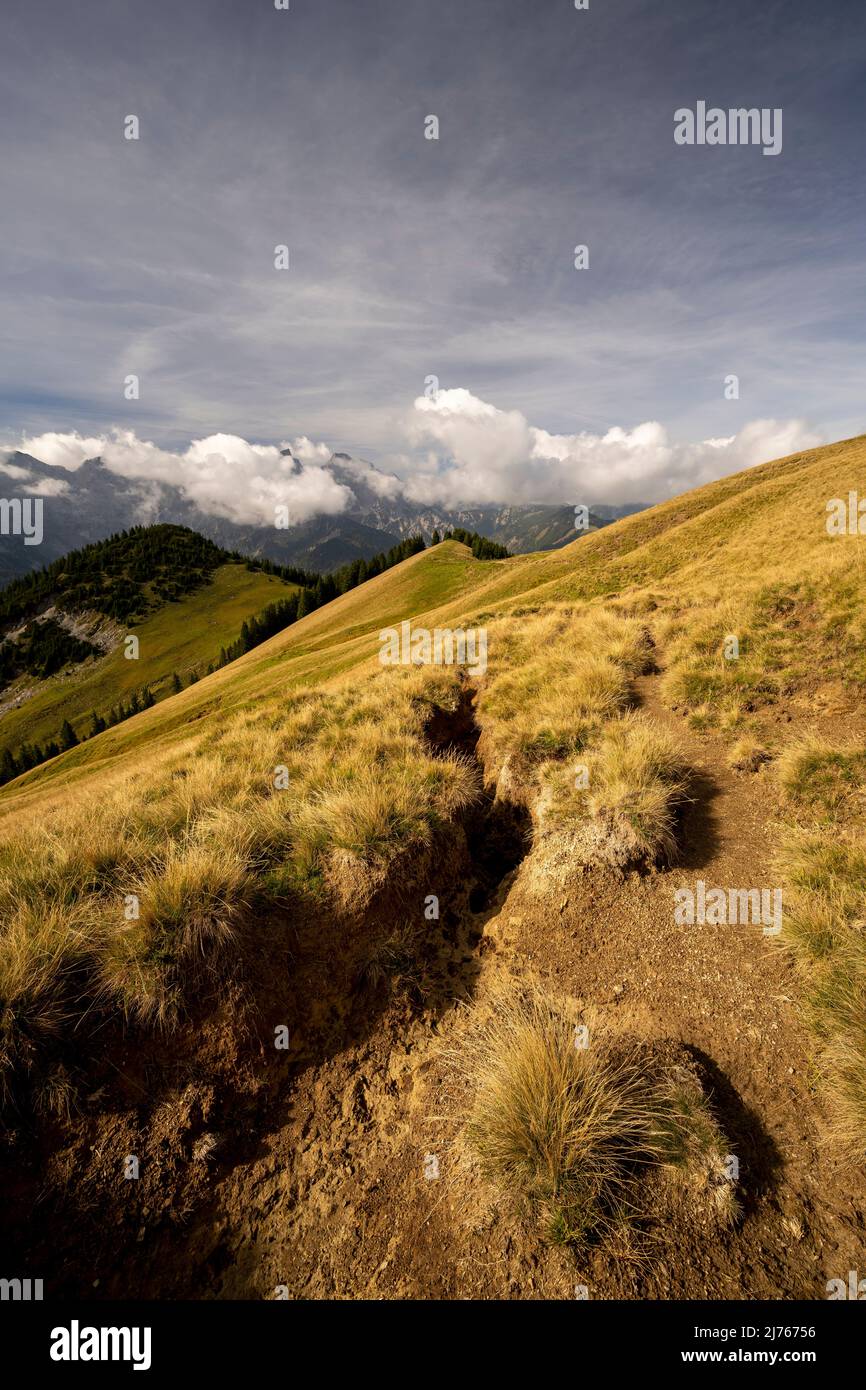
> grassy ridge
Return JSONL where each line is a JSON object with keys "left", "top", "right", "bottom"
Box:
{"left": 4, "top": 432, "right": 866, "bottom": 806}
{"left": 0, "top": 564, "right": 296, "bottom": 760}
{"left": 3, "top": 431, "right": 866, "bottom": 1145}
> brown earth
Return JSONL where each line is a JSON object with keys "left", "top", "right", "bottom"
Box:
{"left": 3, "top": 671, "right": 865, "bottom": 1300}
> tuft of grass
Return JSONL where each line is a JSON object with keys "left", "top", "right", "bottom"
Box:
{"left": 97, "top": 842, "right": 249, "bottom": 1029}
{"left": 0, "top": 901, "right": 95, "bottom": 1106}
{"left": 360, "top": 921, "right": 425, "bottom": 994}
{"left": 458, "top": 982, "right": 739, "bottom": 1250}
{"left": 584, "top": 713, "right": 689, "bottom": 862}
{"left": 727, "top": 737, "right": 770, "bottom": 773}
{"left": 459, "top": 982, "right": 664, "bottom": 1248}
{"left": 536, "top": 712, "right": 689, "bottom": 868}
{"left": 35, "top": 1063, "right": 77, "bottom": 1122}
{"left": 816, "top": 944, "right": 866, "bottom": 1150}
{"left": 656, "top": 1067, "right": 740, "bottom": 1226}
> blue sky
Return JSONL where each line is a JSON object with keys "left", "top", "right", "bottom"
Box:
{"left": 1, "top": 0, "right": 864, "bottom": 511}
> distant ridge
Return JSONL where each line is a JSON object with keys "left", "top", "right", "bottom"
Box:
{"left": 0, "top": 446, "right": 645, "bottom": 581}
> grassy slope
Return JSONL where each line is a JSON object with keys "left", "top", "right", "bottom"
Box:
{"left": 0, "top": 563, "right": 296, "bottom": 759}
{"left": 4, "top": 432, "right": 866, "bottom": 812}
{"left": 3, "top": 431, "right": 866, "bottom": 1141}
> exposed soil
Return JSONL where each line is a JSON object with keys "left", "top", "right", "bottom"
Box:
{"left": 496, "top": 673, "right": 866, "bottom": 1297}
{"left": 3, "top": 673, "right": 865, "bottom": 1300}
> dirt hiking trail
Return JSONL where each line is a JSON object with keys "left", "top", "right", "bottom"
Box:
{"left": 6, "top": 671, "right": 866, "bottom": 1301}
{"left": 156, "top": 671, "right": 865, "bottom": 1299}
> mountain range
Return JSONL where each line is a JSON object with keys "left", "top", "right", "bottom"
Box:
{"left": 0, "top": 446, "right": 645, "bottom": 582}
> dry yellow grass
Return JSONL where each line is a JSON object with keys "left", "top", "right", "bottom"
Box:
{"left": 457, "top": 979, "right": 738, "bottom": 1249}
{"left": 581, "top": 712, "right": 689, "bottom": 862}
{"left": 531, "top": 712, "right": 689, "bottom": 876}
{"left": 458, "top": 980, "right": 663, "bottom": 1246}
{"left": 5, "top": 430, "right": 866, "bottom": 1144}
{"left": 0, "top": 595, "right": 680, "bottom": 1103}
{"left": 477, "top": 606, "right": 651, "bottom": 765}
{"left": 726, "top": 736, "right": 770, "bottom": 772}
{"left": 776, "top": 739, "right": 866, "bottom": 1150}
{"left": 0, "top": 664, "right": 478, "bottom": 1097}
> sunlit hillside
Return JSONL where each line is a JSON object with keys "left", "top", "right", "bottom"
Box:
{"left": 0, "top": 563, "right": 298, "bottom": 764}
{"left": 3, "top": 432, "right": 866, "bottom": 1299}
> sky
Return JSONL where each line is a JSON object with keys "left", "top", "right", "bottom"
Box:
{"left": 1, "top": 0, "right": 865, "bottom": 516}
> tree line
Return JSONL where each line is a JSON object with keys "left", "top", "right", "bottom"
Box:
{"left": 0, "top": 524, "right": 229, "bottom": 627}
{"left": 435, "top": 527, "right": 510, "bottom": 560}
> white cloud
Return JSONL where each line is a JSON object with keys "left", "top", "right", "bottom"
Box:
{"left": 327, "top": 451, "right": 405, "bottom": 500}
{"left": 3, "top": 395, "right": 824, "bottom": 527}
{"left": 28, "top": 477, "right": 71, "bottom": 497}
{"left": 0, "top": 459, "right": 70, "bottom": 495}
{"left": 7, "top": 429, "right": 354, "bottom": 526}
{"left": 289, "top": 436, "right": 332, "bottom": 464}
{"left": 405, "top": 388, "right": 822, "bottom": 506}
{"left": 12, "top": 430, "right": 105, "bottom": 471}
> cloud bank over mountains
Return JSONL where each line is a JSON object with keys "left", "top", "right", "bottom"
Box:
{"left": 2, "top": 390, "right": 822, "bottom": 527}
{"left": 406, "top": 390, "right": 821, "bottom": 508}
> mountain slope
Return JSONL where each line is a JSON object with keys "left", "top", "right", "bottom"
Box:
{"left": 0, "top": 523, "right": 437, "bottom": 780}
{"left": 4, "top": 432, "right": 865, "bottom": 796}
{"left": 2, "top": 432, "right": 866, "bottom": 1301}
{"left": 0, "top": 562, "right": 297, "bottom": 766}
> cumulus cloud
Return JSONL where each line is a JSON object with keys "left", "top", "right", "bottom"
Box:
{"left": 7, "top": 429, "right": 353, "bottom": 526}
{"left": 289, "top": 436, "right": 332, "bottom": 465}
{"left": 3, "top": 394, "right": 823, "bottom": 525}
{"left": 10, "top": 431, "right": 106, "bottom": 472}
{"left": 405, "top": 388, "right": 823, "bottom": 506}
